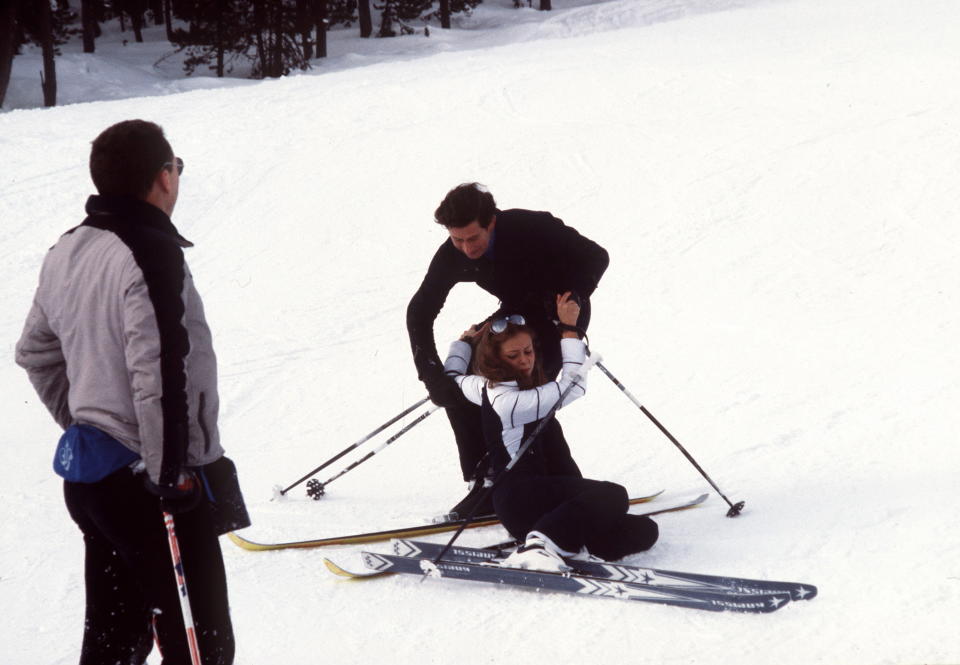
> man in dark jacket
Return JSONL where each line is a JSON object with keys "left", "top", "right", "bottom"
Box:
{"left": 407, "top": 183, "right": 609, "bottom": 518}
{"left": 16, "top": 120, "right": 242, "bottom": 665}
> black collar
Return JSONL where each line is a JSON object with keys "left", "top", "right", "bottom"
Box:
{"left": 84, "top": 195, "right": 194, "bottom": 248}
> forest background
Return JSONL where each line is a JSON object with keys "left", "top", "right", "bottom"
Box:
{"left": 1, "top": 0, "right": 536, "bottom": 108}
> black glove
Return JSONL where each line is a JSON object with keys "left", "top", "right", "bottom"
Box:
{"left": 143, "top": 470, "right": 203, "bottom": 514}
{"left": 424, "top": 372, "right": 466, "bottom": 408}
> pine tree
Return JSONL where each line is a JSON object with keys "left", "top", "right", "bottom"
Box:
{"left": 3, "top": 0, "right": 76, "bottom": 108}
{"left": 432, "top": 0, "right": 481, "bottom": 27}
{"left": 255, "top": 0, "right": 308, "bottom": 77}
{"left": 170, "top": 0, "right": 248, "bottom": 77}
{"left": 170, "top": 0, "right": 309, "bottom": 78}
{"left": 375, "top": 0, "right": 429, "bottom": 37}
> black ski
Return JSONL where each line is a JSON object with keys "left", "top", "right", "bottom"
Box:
{"left": 322, "top": 494, "right": 708, "bottom": 578}
{"left": 360, "top": 551, "right": 792, "bottom": 613}
{"left": 392, "top": 539, "right": 817, "bottom": 601}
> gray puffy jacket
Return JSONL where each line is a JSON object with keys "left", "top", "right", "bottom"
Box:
{"left": 15, "top": 195, "right": 223, "bottom": 487}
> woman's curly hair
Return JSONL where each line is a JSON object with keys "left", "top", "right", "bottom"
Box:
{"left": 473, "top": 322, "right": 545, "bottom": 390}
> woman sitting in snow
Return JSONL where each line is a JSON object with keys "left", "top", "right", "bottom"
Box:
{"left": 443, "top": 292, "right": 658, "bottom": 570}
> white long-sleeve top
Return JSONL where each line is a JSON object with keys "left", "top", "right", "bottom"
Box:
{"left": 443, "top": 337, "right": 588, "bottom": 460}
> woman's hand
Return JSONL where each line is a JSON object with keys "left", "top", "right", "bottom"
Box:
{"left": 459, "top": 323, "right": 485, "bottom": 343}
{"left": 556, "top": 291, "right": 581, "bottom": 327}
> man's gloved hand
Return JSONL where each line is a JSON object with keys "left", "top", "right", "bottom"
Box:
{"left": 143, "top": 470, "right": 203, "bottom": 514}
{"left": 424, "top": 371, "right": 466, "bottom": 408}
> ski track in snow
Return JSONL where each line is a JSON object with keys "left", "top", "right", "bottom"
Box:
{"left": 2, "top": 0, "right": 960, "bottom": 663}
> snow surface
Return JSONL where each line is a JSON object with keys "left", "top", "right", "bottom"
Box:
{"left": 2, "top": 0, "right": 960, "bottom": 663}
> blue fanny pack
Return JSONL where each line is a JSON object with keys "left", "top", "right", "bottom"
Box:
{"left": 53, "top": 424, "right": 140, "bottom": 483}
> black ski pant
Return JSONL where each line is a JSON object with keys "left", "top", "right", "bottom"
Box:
{"left": 493, "top": 474, "right": 659, "bottom": 561}
{"left": 64, "top": 467, "right": 235, "bottom": 665}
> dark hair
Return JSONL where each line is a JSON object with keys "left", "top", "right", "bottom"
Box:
{"left": 474, "top": 323, "right": 544, "bottom": 390}
{"left": 434, "top": 183, "right": 497, "bottom": 229}
{"left": 90, "top": 120, "right": 173, "bottom": 199}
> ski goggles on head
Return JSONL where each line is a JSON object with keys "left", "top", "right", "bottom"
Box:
{"left": 490, "top": 314, "right": 526, "bottom": 334}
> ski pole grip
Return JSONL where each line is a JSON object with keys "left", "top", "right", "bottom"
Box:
{"left": 578, "top": 350, "right": 602, "bottom": 379}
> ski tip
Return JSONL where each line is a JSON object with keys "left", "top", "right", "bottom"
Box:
{"left": 761, "top": 593, "right": 792, "bottom": 613}
{"left": 226, "top": 531, "right": 291, "bottom": 552}
{"left": 323, "top": 558, "right": 354, "bottom": 577}
{"left": 324, "top": 557, "right": 393, "bottom": 580}
{"left": 627, "top": 490, "right": 665, "bottom": 505}
{"left": 227, "top": 531, "right": 264, "bottom": 551}
{"left": 791, "top": 584, "right": 818, "bottom": 601}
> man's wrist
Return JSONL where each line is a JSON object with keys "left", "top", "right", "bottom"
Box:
{"left": 556, "top": 322, "right": 585, "bottom": 339}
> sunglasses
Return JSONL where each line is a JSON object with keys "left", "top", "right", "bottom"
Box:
{"left": 490, "top": 314, "right": 526, "bottom": 334}
{"left": 163, "top": 157, "right": 184, "bottom": 176}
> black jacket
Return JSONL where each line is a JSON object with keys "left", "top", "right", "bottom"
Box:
{"left": 407, "top": 208, "right": 609, "bottom": 382}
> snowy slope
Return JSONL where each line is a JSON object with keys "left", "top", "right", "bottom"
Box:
{"left": 2, "top": 0, "right": 959, "bottom": 663}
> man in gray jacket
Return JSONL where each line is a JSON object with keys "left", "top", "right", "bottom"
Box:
{"left": 16, "top": 120, "right": 237, "bottom": 665}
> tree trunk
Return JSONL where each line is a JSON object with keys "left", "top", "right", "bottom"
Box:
{"left": 539, "top": 0, "right": 552, "bottom": 9}
{"left": 40, "top": 0, "right": 57, "bottom": 107}
{"left": 314, "top": 0, "right": 327, "bottom": 58}
{"left": 440, "top": 0, "right": 449, "bottom": 29}
{"left": 163, "top": 0, "right": 173, "bottom": 41}
{"left": 216, "top": 0, "right": 224, "bottom": 76}
{"left": 253, "top": 0, "right": 267, "bottom": 77}
{"left": 297, "top": 0, "right": 310, "bottom": 60}
{"left": 358, "top": 0, "right": 371, "bottom": 38}
{"left": 0, "top": 0, "right": 16, "bottom": 109}
{"left": 377, "top": 0, "right": 395, "bottom": 38}
{"left": 271, "top": 2, "right": 283, "bottom": 77}
{"left": 81, "top": 0, "right": 96, "bottom": 52}
{"left": 131, "top": 10, "right": 144, "bottom": 42}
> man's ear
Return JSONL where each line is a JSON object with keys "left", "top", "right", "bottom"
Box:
{"left": 155, "top": 166, "right": 173, "bottom": 195}
{"left": 145, "top": 166, "right": 172, "bottom": 212}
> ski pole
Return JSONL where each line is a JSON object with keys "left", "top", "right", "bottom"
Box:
{"left": 306, "top": 404, "right": 441, "bottom": 500}
{"left": 595, "top": 361, "right": 745, "bottom": 517}
{"left": 163, "top": 511, "right": 202, "bottom": 665}
{"left": 278, "top": 396, "right": 430, "bottom": 497}
{"left": 426, "top": 352, "right": 602, "bottom": 570}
